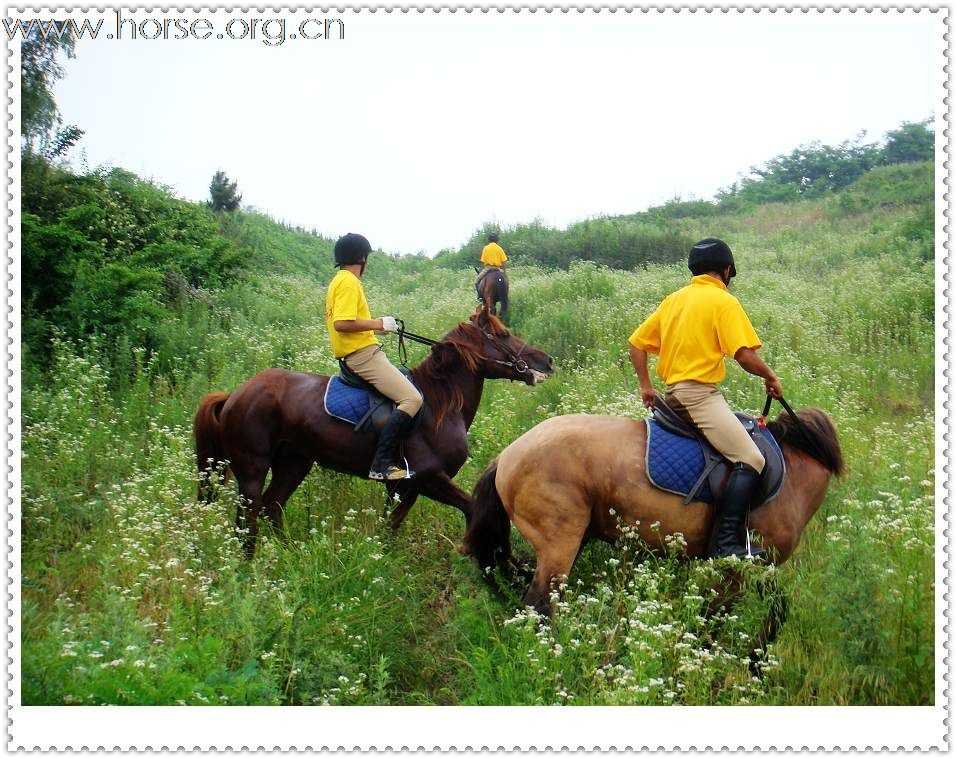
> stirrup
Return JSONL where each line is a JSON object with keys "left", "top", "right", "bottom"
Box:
{"left": 710, "top": 526, "right": 767, "bottom": 561}
{"left": 369, "top": 463, "right": 411, "bottom": 481}
{"left": 713, "top": 545, "right": 767, "bottom": 561}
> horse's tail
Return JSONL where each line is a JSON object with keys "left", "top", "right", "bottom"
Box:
{"left": 194, "top": 391, "right": 231, "bottom": 501}
{"left": 460, "top": 459, "right": 512, "bottom": 572}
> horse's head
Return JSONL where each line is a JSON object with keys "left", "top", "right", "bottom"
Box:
{"left": 467, "top": 307, "right": 553, "bottom": 385}
{"left": 425, "top": 307, "right": 553, "bottom": 386}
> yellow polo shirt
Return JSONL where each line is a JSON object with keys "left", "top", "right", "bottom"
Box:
{"left": 629, "top": 275, "right": 761, "bottom": 385}
{"left": 480, "top": 242, "right": 508, "bottom": 267}
{"left": 325, "top": 269, "right": 379, "bottom": 358}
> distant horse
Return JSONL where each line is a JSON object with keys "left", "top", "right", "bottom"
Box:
{"left": 476, "top": 267, "right": 509, "bottom": 324}
{"left": 461, "top": 408, "right": 845, "bottom": 615}
{"left": 194, "top": 309, "right": 553, "bottom": 557}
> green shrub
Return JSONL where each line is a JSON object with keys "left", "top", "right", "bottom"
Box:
{"left": 835, "top": 161, "right": 934, "bottom": 213}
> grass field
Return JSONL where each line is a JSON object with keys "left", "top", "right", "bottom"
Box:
{"left": 20, "top": 183, "right": 936, "bottom": 706}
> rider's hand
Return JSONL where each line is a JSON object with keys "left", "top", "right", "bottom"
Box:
{"left": 377, "top": 316, "right": 399, "bottom": 334}
{"left": 640, "top": 383, "right": 656, "bottom": 409}
{"left": 765, "top": 375, "right": 783, "bottom": 399}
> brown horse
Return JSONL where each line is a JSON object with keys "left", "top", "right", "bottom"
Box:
{"left": 461, "top": 408, "right": 845, "bottom": 615}
{"left": 477, "top": 267, "right": 509, "bottom": 323}
{"left": 195, "top": 309, "right": 553, "bottom": 557}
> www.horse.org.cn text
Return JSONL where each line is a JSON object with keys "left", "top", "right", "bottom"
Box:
{"left": 4, "top": 12, "right": 347, "bottom": 47}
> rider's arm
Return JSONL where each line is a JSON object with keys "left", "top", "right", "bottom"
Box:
{"left": 629, "top": 344, "right": 656, "bottom": 409}
{"left": 734, "top": 347, "right": 783, "bottom": 398}
{"left": 334, "top": 318, "right": 384, "bottom": 333}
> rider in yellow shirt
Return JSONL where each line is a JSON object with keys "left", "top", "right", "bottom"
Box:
{"left": 475, "top": 231, "right": 509, "bottom": 290}
{"left": 629, "top": 238, "right": 783, "bottom": 560}
{"left": 480, "top": 233, "right": 508, "bottom": 268}
{"left": 326, "top": 233, "right": 423, "bottom": 481}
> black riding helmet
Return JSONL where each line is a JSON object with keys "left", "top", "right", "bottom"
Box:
{"left": 688, "top": 238, "right": 736, "bottom": 278}
{"left": 334, "top": 232, "right": 372, "bottom": 267}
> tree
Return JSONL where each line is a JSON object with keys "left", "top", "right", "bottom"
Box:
{"left": 882, "top": 119, "right": 934, "bottom": 165}
{"left": 21, "top": 22, "right": 84, "bottom": 158}
{"left": 209, "top": 171, "right": 242, "bottom": 212}
{"left": 746, "top": 134, "right": 880, "bottom": 197}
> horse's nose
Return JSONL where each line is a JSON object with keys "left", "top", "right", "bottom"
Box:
{"left": 548, "top": 356, "right": 555, "bottom": 370}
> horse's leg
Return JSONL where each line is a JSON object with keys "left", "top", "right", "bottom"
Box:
{"left": 700, "top": 567, "right": 746, "bottom": 639}
{"left": 385, "top": 480, "right": 421, "bottom": 531}
{"left": 497, "top": 280, "right": 509, "bottom": 323}
{"left": 749, "top": 572, "right": 789, "bottom": 677}
{"left": 512, "top": 505, "right": 589, "bottom": 617}
{"left": 234, "top": 464, "right": 269, "bottom": 559}
{"left": 418, "top": 474, "right": 472, "bottom": 522}
{"left": 260, "top": 454, "right": 313, "bottom": 534}
{"left": 699, "top": 566, "right": 786, "bottom": 675}
{"left": 521, "top": 538, "right": 584, "bottom": 617}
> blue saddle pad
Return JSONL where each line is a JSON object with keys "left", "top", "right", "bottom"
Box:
{"left": 645, "top": 419, "right": 783, "bottom": 503}
{"left": 324, "top": 376, "right": 382, "bottom": 427}
{"left": 646, "top": 420, "right": 714, "bottom": 502}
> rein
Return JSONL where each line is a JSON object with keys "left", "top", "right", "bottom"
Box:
{"left": 395, "top": 319, "right": 532, "bottom": 376}
{"left": 761, "top": 395, "right": 825, "bottom": 463}
{"left": 395, "top": 319, "right": 438, "bottom": 366}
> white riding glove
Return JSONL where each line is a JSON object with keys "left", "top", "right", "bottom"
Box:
{"left": 379, "top": 316, "right": 399, "bottom": 333}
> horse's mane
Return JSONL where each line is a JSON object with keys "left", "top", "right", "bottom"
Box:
{"left": 411, "top": 313, "right": 511, "bottom": 428}
{"left": 767, "top": 407, "right": 846, "bottom": 476}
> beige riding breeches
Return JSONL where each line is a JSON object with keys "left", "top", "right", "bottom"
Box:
{"left": 664, "top": 380, "right": 765, "bottom": 472}
{"left": 343, "top": 345, "right": 423, "bottom": 417}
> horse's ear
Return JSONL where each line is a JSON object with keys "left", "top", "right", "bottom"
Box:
{"left": 475, "top": 305, "right": 490, "bottom": 328}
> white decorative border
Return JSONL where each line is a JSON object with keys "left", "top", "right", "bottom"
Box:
{"left": 6, "top": 14, "right": 21, "bottom": 750}
{"left": 937, "top": 0, "right": 950, "bottom": 746}
{"left": 2, "top": 5, "right": 949, "bottom": 751}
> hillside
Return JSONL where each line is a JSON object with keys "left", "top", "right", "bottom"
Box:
{"left": 21, "top": 149, "right": 933, "bottom": 375}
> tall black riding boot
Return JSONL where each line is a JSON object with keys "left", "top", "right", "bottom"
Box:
{"left": 369, "top": 410, "right": 415, "bottom": 481}
{"left": 712, "top": 462, "right": 767, "bottom": 560}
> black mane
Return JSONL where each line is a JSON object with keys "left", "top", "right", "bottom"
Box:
{"left": 766, "top": 408, "right": 845, "bottom": 476}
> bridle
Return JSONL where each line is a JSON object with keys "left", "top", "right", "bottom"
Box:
{"left": 395, "top": 319, "right": 532, "bottom": 377}
{"left": 482, "top": 326, "right": 531, "bottom": 375}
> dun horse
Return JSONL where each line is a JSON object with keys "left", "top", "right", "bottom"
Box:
{"left": 477, "top": 268, "right": 509, "bottom": 323}
{"left": 195, "top": 309, "right": 553, "bottom": 557}
{"left": 462, "top": 408, "right": 844, "bottom": 614}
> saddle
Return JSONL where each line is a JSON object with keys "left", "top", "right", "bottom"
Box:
{"left": 324, "top": 362, "right": 424, "bottom": 434}
{"left": 475, "top": 266, "right": 504, "bottom": 300}
{"left": 645, "top": 392, "right": 786, "bottom": 509}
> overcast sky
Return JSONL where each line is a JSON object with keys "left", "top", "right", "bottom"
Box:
{"left": 53, "top": 10, "right": 940, "bottom": 255}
